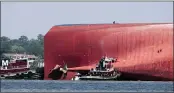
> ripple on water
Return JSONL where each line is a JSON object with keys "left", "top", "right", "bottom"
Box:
{"left": 1, "top": 80, "right": 173, "bottom": 92}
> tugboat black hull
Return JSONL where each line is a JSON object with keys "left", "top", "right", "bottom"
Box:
{"left": 78, "top": 74, "right": 121, "bottom": 81}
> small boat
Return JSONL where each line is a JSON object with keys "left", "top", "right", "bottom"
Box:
{"left": 0, "top": 53, "right": 38, "bottom": 79}
{"left": 71, "top": 57, "right": 121, "bottom": 81}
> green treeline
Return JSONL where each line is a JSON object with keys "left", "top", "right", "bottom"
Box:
{"left": 1, "top": 34, "right": 44, "bottom": 58}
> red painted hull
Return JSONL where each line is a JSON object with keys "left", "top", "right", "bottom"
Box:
{"left": 1, "top": 68, "right": 30, "bottom": 75}
{"left": 0, "top": 59, "right": 30, "bottom": 75}
{"left": 44, "top": 23, "right": 173, "bottom": 81}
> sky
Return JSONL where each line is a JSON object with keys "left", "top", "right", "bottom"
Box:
{"left": 1, "top": 2, "right": 173, "bottom": 39}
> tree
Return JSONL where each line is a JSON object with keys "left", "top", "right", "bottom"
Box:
{"left": 1, "top": 36, "right": 10, "bottom": 41}
{"left": 19, "top": 35, "right": 28, "bottom": 42}
{"left": 37, "top": 34, "right": 44, "bottom": 41}
{"left": 11, "top": 45, "right": 25, "bottom": 53}
{"left": 1, "top": 36, "right": 11, "bottom": 53}
{"left": 18, "top": 35, "right": 28, "bottom": 46}
{"left": 18, "top": 35, "right": 29, "bottom": 53}
{"left": 10, "top": 39, "right": 20, "bottom": 46}
{"left": 37, "top": 34, "right": 44, "bottom": 58}
{"left": 37, "top": 34, "right": 44, "bottom": 45}
{"left": 27, "top": 39, "right": 42, "bottom": 56}
{"left": 1, "top": 34, "right": 44, "bottom": 58}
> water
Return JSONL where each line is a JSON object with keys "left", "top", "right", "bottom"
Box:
{"left": 1, "top": 80, "right": 173, "bottom": 92}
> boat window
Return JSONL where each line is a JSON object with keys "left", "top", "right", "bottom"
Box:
{"left": 16, "top": 59, "right": 27, "bottom": 62}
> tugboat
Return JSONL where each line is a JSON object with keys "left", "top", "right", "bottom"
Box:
{"left": 71, "top": 57, "right": 121, "bottom": 81}
{"left": 0, "top": 53, "right": 40, "bottom": 79}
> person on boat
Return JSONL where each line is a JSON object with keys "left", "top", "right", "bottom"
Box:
{"left": 99, "top": 56, "right": 110, "bottom": 70}
{"left": 108, "top": 61, "right": 112, "bottom": 68}
{"left": 96, "top": 63, "right": 99, "bottom": 70}
{"left": 99, "top": 57, "right": 104, "bottom": 70}
{"left": 106, "top": 61, "right": 112, "bottom": 71}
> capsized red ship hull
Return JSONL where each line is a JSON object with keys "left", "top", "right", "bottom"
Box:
{"left": 44, "top": 23, "right": 173, "bottom": 81}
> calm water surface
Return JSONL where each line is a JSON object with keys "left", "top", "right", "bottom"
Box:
{"left": 1, "top": 80, "right": 173, "bottom": 92}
